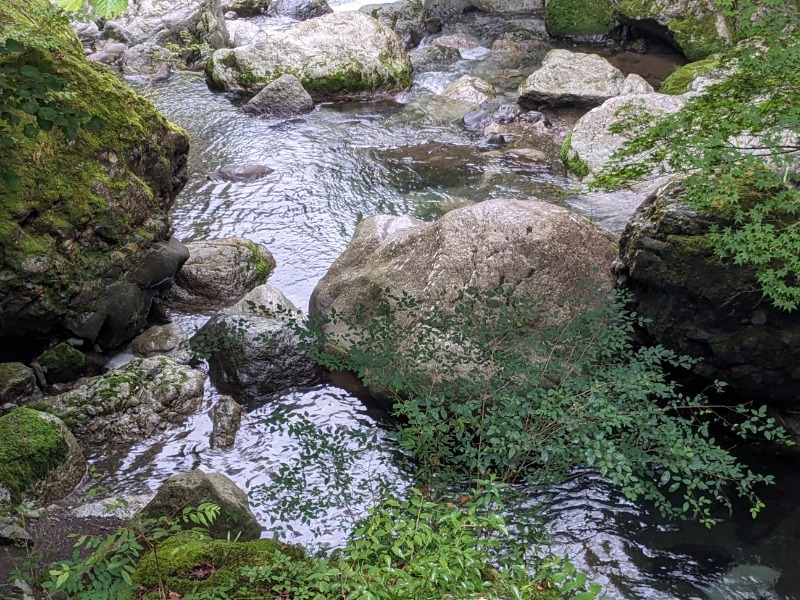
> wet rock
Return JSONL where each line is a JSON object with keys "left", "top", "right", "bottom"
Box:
{"left": 463, "top": 107, "right": 494, "bottom": 130}
{"left": 442, "top": 75, "right": 496, "bottom": 107}
{"left": 494, "top": 103, "right": 521, "bottom": 123}
{"left": 224, "top": 10, "right": 238, "bottom": 19}
{"left": 244, "top": 74, "right": 314, "bottom": 117}
{"left": 103, "top": 353, "right": 137, "bottom": 372}
{"left": 310, "top": 199, "right": 618, "bottom": 387}
{"left": 520, "top": 109, "right": 551, "bottom": 126}
{"left": 0, "top": 363, "right": 39, "bottom": 404}
{"left": 200, "top": 286, "right": 321, "bottom": 403}
{"left": 167, "top": 237, "right": 276, "bottom": 310}
{"left": 37, "top": 357, "right": 205, "bottom": 446}
{"left": 267, "top": 0, "right": 332, "bottom": 20}
{"left": 207, "top": 164, "right": 275, "bottom": 182}
{"left": 518, "top": 49, "right": 625, "bottom": 108}
{"left": 480, "top": 133, "right": 506, "bottom": 149}
{"left": 359, "top": 0, "right": 441, "bottom": 50}
{"left": 432, "top": 33, "right": 480, "bottom": 50}
{"left": 210, "top": 396, "right": 243, "bottom": 449}
{"left": 72, "top": 20, "right": 100, "bottom": 45}
{"left": 129, "top": 323, "right": 191, "bottom": 363}
{"left": 618, "top": 182, "right": 800, "bottom": 408}
{"left": 140, "top": 469, "right": 261, "bottom": 540}
{"left": 224, "top": 0, "right": 270, "bottom": 15}
{"left": 206, "top": 12, "right": 412, "bottom": 99}
{"left": 0, "top": 409, "right": 86, "bottom": 508}
{"left": 86, "top": 42, "right": 128, "bottom": 65}
{"left": 226, "top": 19, "right": 269, "bottom": 47}
{"left": 106, "top": 0, "right": 229, "bottom": 51}
{"left": 563, "top": 93, "right": 686, "bottom": 182}
{"left": 620, "top": 73, "right": 655, "bottom": 94}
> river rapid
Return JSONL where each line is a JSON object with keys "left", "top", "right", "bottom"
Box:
{"left": 87, "top": 5, "right": 800, "bottom": 598}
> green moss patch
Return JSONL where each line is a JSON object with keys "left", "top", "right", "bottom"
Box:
{"left": 659, "top": 56, "right": 720, "bottom": 94}
{"left": 37, "top": 343, "right": 85, "bottom": 372}
{"left": 560, "top": 133, "right": 590, "bottom": 178}
{"left": 545, "top": 0, "right": 615, "bottom": 38}
{"left": 0, "top": 408, "right": 69, "bottom": 505}
{"left": 134, "top": 535, "right": 309, "bottom": 598}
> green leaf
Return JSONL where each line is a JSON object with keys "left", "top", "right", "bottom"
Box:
{"left": 89, "top": 0, "right": 129, "bottom": 17}
{"left": 56, "top": 0, "right": 85, "bottom": 10}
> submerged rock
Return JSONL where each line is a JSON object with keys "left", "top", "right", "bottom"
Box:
{"left": 168, "top": 237, "right": 276, "bottom": 310}
{"left": 0, "top": 4, "right": 190, "bottom": 352}
{"left": 140, "top": 469, "right": 262, "bottom": 540}
{"left": 37, "top": 357, "right": 205, "bottom": 446}
{"left": 209, "top": 395, "right": 243, "bottom": 449}
{"left": 618, "top": 183, "right": 800, "bottom": 407}
{"left": 244, "top": 74, "right": 314, "bottom": 116}
{"left": 518, "top": 49, "right": 625, "bottom": 108}
{"left": 207, "top": 164, "right": 275, "bottom": 182}
{"left": 199, "top": 285, "right": 321, "bottom": 403}
{"left": 206, "top": 12, "right": 412, "bottom": 99}
{"left": 442, "top": 75, "right": 496, "bottom": 107}
{"left": 0, "top": 408, "right": 86, "bottom": 507}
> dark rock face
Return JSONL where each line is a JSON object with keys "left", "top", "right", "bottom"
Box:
{"left": 0, "top": 8, "right": 191, "bottom": 353}
{"left": 267, "top": 0, "right": 332, "bottom": 20}
{"left": 618, "top": 187, "right": 800, "bottom": 408}
{"left": 244, "top": 75, "right": 314, "bottom": 117}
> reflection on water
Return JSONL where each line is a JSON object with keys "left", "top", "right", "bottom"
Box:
{"left": 92, "top": 30, "right": 800, "bottom": 600}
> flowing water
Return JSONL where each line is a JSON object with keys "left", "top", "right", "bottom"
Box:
{"left": 87, "top": 11, "right": 800, "bottom": 598}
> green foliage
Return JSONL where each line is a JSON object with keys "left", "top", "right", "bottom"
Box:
{"left": 56, "top": 0, "right": 128, "bottom": 18}
{"left": 594, "top": 1, "right": 800, "bottom": 310}
{"left": 303, "top": 284, "right": 790, "bottom": 527}
{"left": 37, "top": 342, "right": 85, "bottom": 372}
{"left": 544, "top": 0, "right": 615, "bottom": 38}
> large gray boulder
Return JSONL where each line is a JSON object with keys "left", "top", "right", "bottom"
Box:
{"left": 226, "top": 19, "right": 269, "bottom": 47}
{"left": 168, "top": 237, "right": 276, "bottom": 310}
{"left": 244, "top": 74, "right": 314, "bottom": 116}
{"left": 199, "top": 285, "right": 322, "bottom": 403}
{"left": 266, "top": 0, "right": 332, "bottom": 20}
{"left": 37, "top": 357, "right": 205, "bottom": 446}
{"left": 140, "top": 469, "right": 261, "bottom": 540}
{"left": 562, "top": 93, "right": 687, "bottom": 182}
{"left": 0, "top": 408, "right": 85, "bottom": 507}
{"left": 359, "top": 0, "right": 442, "bottom": 49}
{"left": 617, "top": 182, "right": 800, "bottom": 407}
{"left": 106, "top": 0, "right": 229, "bottom": 50}
{"left": 206, "top": 12, "right": 412, "bottom": 98}
{"left": 518, "top": 50, "right": 628, "bottom": 108}
{"left": 310, "top": 199, "right": 617, "bottom": 364}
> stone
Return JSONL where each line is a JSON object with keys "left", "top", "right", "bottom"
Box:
{"left": 226, "top": 19, "right": 269, "bottom": 47}
{"left": 37, "top": 357, "right": 205, "bottom": 446}
{"left": 244, "top": 74, "right": 314, "bottom": 117}
{"left": 442, "top": 75, "right": 496, "bottom": 107}
{"left": 209, "top": 396, "right": 243, "bottom": 449}
{"left": 207, "top": 165, "right": 274, "bottom": 182}
{"left": 36, "top": 343, "right": 86, "bottom": 384}
{"left": 0, "top": 363, "right": 39, "bottom": 404}
{"left": 0, "top": 518, "right": 33, "bottom": 546}
{"left": 86, "top": 42, "right": 128, "bottom": 65}
{"left": 359, "top": 0, "right": 442, "bottom": 50}
{"left": 223, "top": 0, "right": 270, "bottom": 15}
{"left": 106, "top": 0, "right": 229, "bottom": 51}
{"left": 432, "top": 33, "right": 480, "bottom": 50}
{"left": 562, "top": 93, "right": 687, "bottom": 183}
{"left": 267, "top": 0, "right": 332, "bottom": 20}
{"left": 72, "top": 20, "right": 100, "bottom": 45}
{"left": 617, "top": 182, "right": 800, "bottom": 407}
{"left": 0, "top": 6, "right": 190, "bottom": 352}
{"left": 620, "top": 73, "right": 655, "bottom": 95}
{"left": 517, "top": 49, "right": 625, "bottom": 108}
{"left": 0, "top": 408, "right": 86, "bottom": 507}
{"left": 129, "top": 323, "right": 191, "bottom": 363}
{"left": 140, "top": 469, "right": 261, "bottom": 540}
{"left": 71, "top": 494, "right": 153, "bottom": 519}
{"left": 206, "top": 12, "right": 412, "bottom": 99}
{"left": 200, "top": 286, "right": 321, "bottom": 403}
{"left": 310, "top": 199, "right": 618, "bottom": 384}
{"left": 168, "top": 237, "right": 276, "bottom": 310}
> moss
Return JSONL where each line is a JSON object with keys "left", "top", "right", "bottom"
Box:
{"left": 560, "top": 133, "right": 590, "bottom": 178}
{"left": 37, "top": 343, "right": 85, "bottom": 372}
{"left": 545, "top": 0, "right": 615, "bottom": 38}
{"left": 0, "top": 408, "right": 69, "bottom": 505}
{"left": 133, "top": 534, "right": 310, "bottom": 598}
{"left": 243, "top": 240, "right": 271, "bottom": 286}
{"left": 659, "top": 56, "right": 720, "bottom": 94}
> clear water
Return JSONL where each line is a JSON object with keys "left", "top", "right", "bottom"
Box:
{"left": 89, "top": 18, "right": 800, "bottom": 599}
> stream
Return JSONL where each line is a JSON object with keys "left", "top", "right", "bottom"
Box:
{"left": 86, "top": 6, "right": 800, "bottom": 598}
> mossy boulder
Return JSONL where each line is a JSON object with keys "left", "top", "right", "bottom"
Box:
{"left": 612, "top": 0, "right": 731, "bottom": 62}
{"left": 167, "top": 237, "right": 276, "bottom": 311}
{"left": 617, "top": 182, "right": 800, "bottom": 407}
{"left": 34, "top": 356, "right": 205, "bottom": 446}
{"left": 206, "top": 12, "right": 412, "bottom": 99}
{"left": 133, "top": 534, "right": 308, "bottom": 598}
{"left": 0, "top": 408, "right": 85, "bottom": 507}
{"left": 659, "top": 56, "right": 721, "bottom": 94}
{"left": 0, "top": 0, "right": 190, "bottom": 351}
{"left": 0, "top": 363, "right": 39, "bottom": 405}
{"left": 139, "top": 470, "right": 262, "bottom": 541}
{"left": 545, "top": 0, "right": 616, "bottom": 40}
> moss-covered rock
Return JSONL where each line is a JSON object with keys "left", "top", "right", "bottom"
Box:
{"left": 0, "top": 362, "right": 39, "bottom": 404}
{"left": 612, "top": 0, "right": 731, "bottom": 62}
{"left": 37, "top": 343, "right": 85, "bottom": 373}
{"left": 545, "top": 0, "right": 615, "bottom": 39}
{"left": 206, "top": 12, "right": 412, "bottom": 99}
{"left": 133, "top": 534, "right": 308, "bottom": 598}
{"left": 560, "top": 132, "right": 589, "bottom": 177}
{"left": 659, "top": 56, "right": 721, "bottom": 94}
{"left": 0, "top": 408, "right": 85, "bottom": 507}
{"left": 0, "top": 0, "right": 190, "bottom": 351}
{"left": 618, "top": 182, "right": 800, "bottom": 407}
